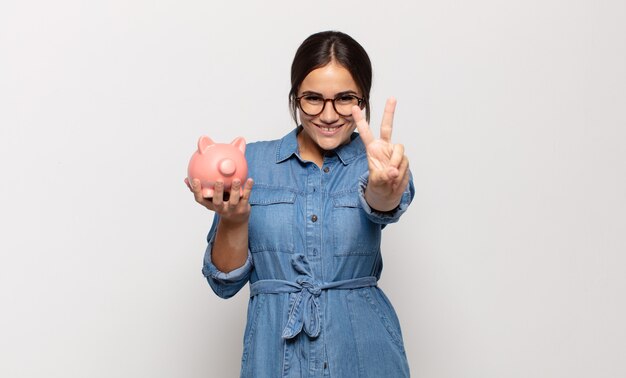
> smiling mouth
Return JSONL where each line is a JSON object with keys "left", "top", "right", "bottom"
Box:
{"left": 316, "top": 124, "right": 343, "bottom": 132}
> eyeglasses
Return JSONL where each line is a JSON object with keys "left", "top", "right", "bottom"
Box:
{"left": 296, "top": 94, "right": 365, "bottom": 117}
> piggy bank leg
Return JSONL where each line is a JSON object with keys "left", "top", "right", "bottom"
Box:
{"left": 202, "top": 187, "right": 214, "bottom": 198}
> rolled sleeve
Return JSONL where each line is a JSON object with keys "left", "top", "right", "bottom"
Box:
{"left": 358, "top": 171, "right": 415, "bottom": 225}
{"left": 201, "top": 215, "right": 253, "bottom": 299}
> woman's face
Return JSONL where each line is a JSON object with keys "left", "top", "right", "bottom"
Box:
{"left": 297, "top": 61, "right": 361, "bottom": 156}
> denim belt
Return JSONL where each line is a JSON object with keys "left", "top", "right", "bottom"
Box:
{"left": 250, "top": 275, "right": 377, "bottom": 339}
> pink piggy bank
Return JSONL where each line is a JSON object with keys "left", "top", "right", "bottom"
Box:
{"left": 187, "top": 136, "right": 248, "bottom": 198}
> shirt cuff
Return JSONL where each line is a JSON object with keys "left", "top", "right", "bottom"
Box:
{"left": 202, "top": 239, "right": 253, "bottom": 283}
{"left": 358, "top": 171, "right": 414, "bottom": 224}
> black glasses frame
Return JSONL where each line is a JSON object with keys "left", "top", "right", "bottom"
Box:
{"left": 296, "top": 94, "right": 366, "bottom": 117}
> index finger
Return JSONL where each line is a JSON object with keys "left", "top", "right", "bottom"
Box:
{"left": 352, "top": 105, "right": 375, "bottom": 146}
{"left": 380, "top": 97, "right": 397, "bottom": 142}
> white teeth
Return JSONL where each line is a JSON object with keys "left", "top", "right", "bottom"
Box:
{"left": 320, "top": 126, "right": 337, "bottom": 132}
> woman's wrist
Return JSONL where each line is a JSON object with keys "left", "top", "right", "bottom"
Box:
{"left": 364, "top": 188, "right": 402, "bottom": 212}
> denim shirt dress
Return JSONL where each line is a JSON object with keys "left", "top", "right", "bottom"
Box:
{"left": 202, "top": 128, "right": 415, "bottom": 378}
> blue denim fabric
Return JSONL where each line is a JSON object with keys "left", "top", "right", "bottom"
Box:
{"left": 202, "top": 128, "right": 415, "bottom": 378}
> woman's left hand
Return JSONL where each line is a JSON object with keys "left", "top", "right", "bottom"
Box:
{"left": 352, "top": 97, "right": 410, "bottom": 212}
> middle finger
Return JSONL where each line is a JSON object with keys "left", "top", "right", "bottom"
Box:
{"left": 228, "top": 180, "right": 242, "bottom": 207}
{"left": 212, "top": 181, "right": 224, "bottom": 207}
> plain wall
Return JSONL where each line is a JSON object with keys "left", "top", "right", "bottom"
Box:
{"left": 1, "top": 0, "right": 625, "bottom": 377}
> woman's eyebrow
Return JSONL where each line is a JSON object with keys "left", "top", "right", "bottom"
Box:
{"left": 334, "top": 90, "right": 358, "bottom": 97}
{"left": 300, "top": 90, "right": 358, "bottom": 97}
{"left": 300, "top": 90, "right": 323, "bottom": 96}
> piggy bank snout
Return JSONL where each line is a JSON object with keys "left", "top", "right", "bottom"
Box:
{"left": 218, "top": 158, "right": 236, "bottom": 177}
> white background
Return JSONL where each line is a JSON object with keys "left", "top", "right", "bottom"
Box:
{"left": 1, "top": 0, "right": 625, "bottom": 377}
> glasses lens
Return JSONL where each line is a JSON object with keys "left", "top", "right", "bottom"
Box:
{"left": 334, "top": 95, "right": 360, "bottom": 116}
{"left": 299, "top": 95, "right": 324, "bottom": 116}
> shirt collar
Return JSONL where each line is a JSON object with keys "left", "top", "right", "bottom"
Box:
{"left": 275, "top": 127, "right": 365, "bottom": 165}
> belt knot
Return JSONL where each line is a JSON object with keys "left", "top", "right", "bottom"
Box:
{"left": 281, "top": 276, "right": 321, "bottom": 339}
{"left": 296, "top": 278, "right": 322, "bottom": 296}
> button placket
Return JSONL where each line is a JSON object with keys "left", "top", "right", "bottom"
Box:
{"left": 305, "top": 162, "right": 322, "bottom": 263}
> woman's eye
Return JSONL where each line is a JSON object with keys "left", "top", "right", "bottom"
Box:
{"left": 336, "top": 96, "right": 356, "bottom": 104}
{"left": 304, "top": 95, "right": 323, "bottom": 103}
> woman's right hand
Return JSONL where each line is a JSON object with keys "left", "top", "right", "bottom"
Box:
{"left": 185, "top": 177, "right": 254, "bottom": 225}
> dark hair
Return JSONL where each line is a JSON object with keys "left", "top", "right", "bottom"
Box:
{"left": 289, "top": 31, "right": 372, "bottom": 124}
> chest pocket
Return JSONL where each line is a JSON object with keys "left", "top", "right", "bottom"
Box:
{"left": 331, "top": 190, "right": 381, "bottom": 256}
{"left": 248, "top": 187, "right": 296, "bottom": 254}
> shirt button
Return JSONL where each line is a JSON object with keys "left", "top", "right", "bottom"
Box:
{"left": 323, "top": 167, "right": 330, "bottom": 173}
{"left": 311, "top": 214, "right": 318, "bottom": 222}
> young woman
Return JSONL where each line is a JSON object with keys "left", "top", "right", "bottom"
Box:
{"left": 187, "top": 30, "right": 414, "bottom": 378}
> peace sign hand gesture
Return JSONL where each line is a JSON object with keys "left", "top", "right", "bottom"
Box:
{"left": 352, "top": 97, "right": 410, "bottom": 212}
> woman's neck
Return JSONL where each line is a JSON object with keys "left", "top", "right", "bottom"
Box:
{"left": 297, "top": 130, "right": 324, "bottom": 167}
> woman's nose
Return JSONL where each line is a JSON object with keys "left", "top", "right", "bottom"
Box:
{"left": 319, "top": 101, "right": 339, "bottom": 123}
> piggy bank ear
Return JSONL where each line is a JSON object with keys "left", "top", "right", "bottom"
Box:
{"left": 231, "top": 137, "right": 246, "bottom": 154}
{"left": 198, "top": 136, "right": 215, "bottom": 154}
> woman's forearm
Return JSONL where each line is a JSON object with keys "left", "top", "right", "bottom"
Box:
{"left": 211, "top": 218, "right": 250, "bottom": 273}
